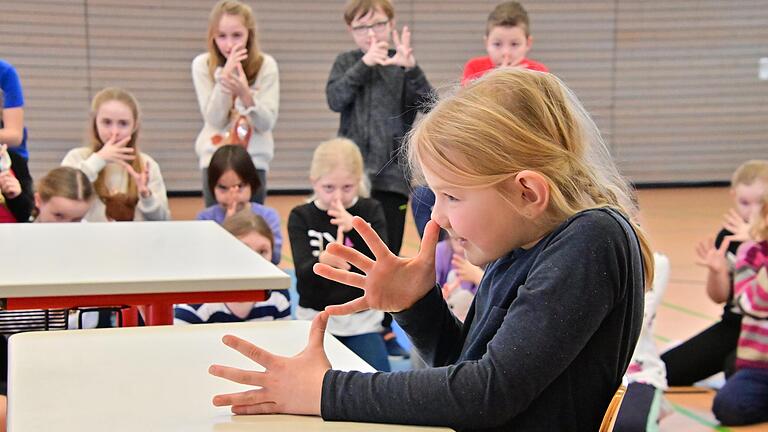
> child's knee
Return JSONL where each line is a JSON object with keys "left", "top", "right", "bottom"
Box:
{"left": 713, "top": 388, "right": 751, "bottom": 426}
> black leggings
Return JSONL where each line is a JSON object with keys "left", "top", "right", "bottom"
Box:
{"left": 660, "top": 317, "right": 741, "bottom": 386}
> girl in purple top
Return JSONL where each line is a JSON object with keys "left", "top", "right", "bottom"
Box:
{"left": 197, "top": 144, "right": 282, "bottom": 264}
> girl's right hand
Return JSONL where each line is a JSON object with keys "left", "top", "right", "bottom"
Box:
{"left": 222, "top": 43, "right": 248, "bottom": 82}
{"left": 314, "top": 217, "right": 440, "bottom": 314}
{"left": 318, "top": 226, "right": 351, "bottom": 271}
{"left": 96, "top": 134, "right": 134, "bottom": 164}
{"left": 695, "top": 237, "right": 731, "bottom": 274}
{"left": 0, "top": 171, "right": 21, "bottom": 199}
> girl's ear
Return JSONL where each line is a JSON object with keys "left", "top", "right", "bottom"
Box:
{"left": 508, "top": 170, "right": 549, "bottom": 219}
{"left": 34, "top": 192, "right": 42, "bottom": 209}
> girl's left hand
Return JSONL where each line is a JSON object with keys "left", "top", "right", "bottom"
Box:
{"left": 451, "top": 253, "right": 484, "bottom": 286}
{"left": 327, "top": 198, "right": 354, "bottom": 232}
{"left": 209, "top": 311, "right": 331, "bottom": 416}
{"left": 723, "top": 209, "right": 752, "bottom": 242}
{"left": 122, "top": 161, "right": 151, "bottom": 199}
{"left": 0, "top": 171, "right": 21, "bottom": 199}
{"left": 222, "top": 63, "right": 253, "bottom": 103}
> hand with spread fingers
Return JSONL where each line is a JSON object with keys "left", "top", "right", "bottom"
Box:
{"left": 695, "top": 236, "right": 732, "bottom": 274}
{"left": 723, "top": 209, "right": 752, "bottom": 242}
{"left": 381, "top": 26, "right": 415, "bottom": 68}
{"left": 122, "top": 161, "right": 151, "bottom": 199}
{"left": 314, "top": 216, "right": 440, "bottom": 315}
{"left": 220, "top": 42, "right": 248, "bottom": 95}
{"left": 210, "top": 311, "right": 331, "bottom": 415}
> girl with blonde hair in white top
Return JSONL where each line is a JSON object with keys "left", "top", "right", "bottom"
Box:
{"left": 61, "top": 87, "right": 169, "bottom": 222}
{"left": 192, "top": 0, "right": 280, "bottom": 206}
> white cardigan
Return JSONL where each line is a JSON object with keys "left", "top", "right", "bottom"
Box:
{"left": 191, "top": 52, "right": 280, "bottom": 171}
{"left": 61, "top": 147, "right": 171, "bottom": 222}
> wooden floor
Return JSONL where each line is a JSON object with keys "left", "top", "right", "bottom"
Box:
{"left": 169, "top": 188, "right": 768, "bottom": 432}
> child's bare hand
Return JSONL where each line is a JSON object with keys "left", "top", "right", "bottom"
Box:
{"left": 96, "top": 134, "right": 135, "bottom": 164}
{"left": 723, "top": 209, "right": 752, "bottom": 242}
{"left": 224, "top": 201, "right": 246, "bottom": 219}
{"left": 121, "top": 161, "right": 151, "bottom": 198}
{"left": 222, "top": 42, "right": 248, "bottom": 78}
{"left": 210, "top": 311, "right": 330, "bottom": 416}
{"left": 451, "top": 253, "right": 484, "bottom": 286}
{"left": 327, "top": 198, "right": 354, "bottom": 232}
{"left": 362, "top": 37, "right": 390, "bottom": 66}
{"left": 318, "top": 226, "right": 351, "bottom": 270}
{"left": 695, "top": 237, "right": 731, "bottom": 274}
{"left": 0, "top": 171, "right": 21, "bottom": 199}
{"left": 382, "top": 27, "right": 415, "bottom": 68}
{"left": 314, "top": 217, "right": 440, "bottom": 314}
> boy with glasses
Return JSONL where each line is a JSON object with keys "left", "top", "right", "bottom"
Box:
{"left": 326, "top": 0, "right": 433, "bottom": 358}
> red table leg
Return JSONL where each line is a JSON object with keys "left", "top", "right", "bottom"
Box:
{"left": 122, "top": 306, "right": 139, "bottom": 327}
{"left": 147, "top": 303, "right": 173, "bottom": 326}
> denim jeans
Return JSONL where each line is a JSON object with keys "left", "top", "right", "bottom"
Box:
{"left": 336, "top": 332, "right": 391, "bottom": 372}
{"left": 713, "top": 368, "right": 768, "bottom": 426}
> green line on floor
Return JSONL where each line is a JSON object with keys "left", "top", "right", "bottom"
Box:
{"left": 660, "top": 301, "right": 718, "bottom": 322}
{"left": 671, "top": 403, "right": 730, "bottom": 431}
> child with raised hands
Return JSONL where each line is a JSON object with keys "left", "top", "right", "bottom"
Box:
{"left": 696, "top": 192, "right": 768, "bottom": 426}
{"left": 193, "top": 0, "right": 279, "bottom": 206}
{"left": 61, "top": 87, "right": 170, "bottom": 222}
{"left": 197, "top": 144, "right": 281, "bottom": 265}
{"left": 175, "top": 209, "right": 290, "bottom": 324}
{"left": 326, "top": 0, "right": 432, "bottom": 257}
{"left": 286, "top": 137, "right": 390, "bottom": 372}
{"left": 661, "top": 160, "right": 768, "bottom": 386}
{"left": 209, "top": 69, "right": 651, "bottom": 430}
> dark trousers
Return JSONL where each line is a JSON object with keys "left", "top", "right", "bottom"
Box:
{"left": 713, "top": 368, "right": 768, "bottom": 426}
{"left": 660, "top": 317, "right": 740, "bottom": 385}
{"left": 202, "top": 168, "right": 266, "bottom": 208}
{"left": 371, "top": 190, "right": 408, "bottom": 256}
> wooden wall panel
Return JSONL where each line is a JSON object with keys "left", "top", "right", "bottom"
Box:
{"left": 2, "top": 0, "right": 766, "bottom": 192}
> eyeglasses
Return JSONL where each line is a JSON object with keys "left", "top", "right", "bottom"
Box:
{"left": 351, "top": 20, "right": 389, "bottom": 35}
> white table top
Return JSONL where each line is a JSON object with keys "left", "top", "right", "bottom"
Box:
{"left": 8, "top": 321, "right": 448, "bottom": 432}
{"left": 0, "top": 221, "right": 289, "bottom": 297}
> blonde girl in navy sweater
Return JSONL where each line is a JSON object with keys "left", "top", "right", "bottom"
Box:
{"left": 209, "top": 69, "right": 653, "bottom": 431}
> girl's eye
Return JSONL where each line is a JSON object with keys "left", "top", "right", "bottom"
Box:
{"left": 118, "top": 120, "right": 129, "bottom": 127}
{"left": 323, "top": 185, "right": 335, "bottom": 193}
{"left": 342, "top": 185, "right": 354, "bottom": 193}
{"left": 443, "top": 193, "right": 458, "bottom": 202}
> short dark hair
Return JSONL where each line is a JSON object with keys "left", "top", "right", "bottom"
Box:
{"left": 487, "top": 1, "right": 530, "bottom": 36}
{"left": 343, "top": 0, "right": 394, "bottom": 25}
{"left": 207, "top": 145, "right": 262, "bottom": 199}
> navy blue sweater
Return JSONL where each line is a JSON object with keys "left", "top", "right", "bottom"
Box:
{"left": 321, "top": 208, "right": 644, "bottom": 431}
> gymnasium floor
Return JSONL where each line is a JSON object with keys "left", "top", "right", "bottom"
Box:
{"left": 169, "top": 187, "right": 768, "bottom": 432}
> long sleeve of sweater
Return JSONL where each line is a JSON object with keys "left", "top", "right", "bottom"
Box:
{"left": 325, "top": 53, "right": 371, "bottom": 113}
